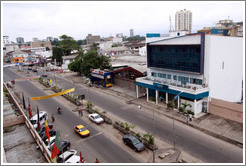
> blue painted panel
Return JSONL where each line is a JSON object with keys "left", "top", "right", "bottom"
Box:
{"left": 136, "top": 81, "right": 209, "bottom": 100}
{"left": 211, "top": 29, "right": 229, "bottom": 35}
{"left": 146, "top": 33, "right": 161, "bottom": 38}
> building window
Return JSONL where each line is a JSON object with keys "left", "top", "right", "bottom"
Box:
{"left": 190, "top": 78, "right": 202, "bottom": 85}
{"left": 173, "top": 75, "right": 177, "bottom": 80}
{"left": 152, "top": 72, "right": 157, "bottom": 77}
{"left": 168, "top": 74, "right": 171, "bottom": 79}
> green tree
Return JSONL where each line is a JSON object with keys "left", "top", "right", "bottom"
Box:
{"left": 46, "top": 47, "right": 50, "bottom": 51}
{"left": 51, "top": 40, "right": 60, "bottom": 46}
{"left": 52, "top": 47, "right": 63, "bottom": 64}
{"left": 77, "top": 39, "right": 87, "bottom": 45}
{"left": 90, "top": 42, "right": 99, "bottom": 51}
{"left": 181, "top": 101, "right": 192, "bottom": 113}
{"left": 68, "top": 50, "right": 111, "bottom": 76}
{"left": 59, "top": 34, "right": 81, "bottom": 55}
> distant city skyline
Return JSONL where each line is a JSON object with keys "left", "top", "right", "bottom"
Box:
{"left": 2, "top": 1, "right": 244, "bottom": 42}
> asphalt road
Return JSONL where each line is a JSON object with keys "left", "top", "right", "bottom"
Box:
{"left": 34, "top": 68, "right": 244, "bottom": 163}
{"left": 3, "top": 67, "right": 140, "bottom": 163}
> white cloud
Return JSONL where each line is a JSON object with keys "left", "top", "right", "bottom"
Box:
{"left": 2, "top": 1, "right": 245, "bottom": 42}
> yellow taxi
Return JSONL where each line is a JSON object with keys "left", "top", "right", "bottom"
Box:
{"left": 74, "top": 125, "right": 90, "bottom": 137}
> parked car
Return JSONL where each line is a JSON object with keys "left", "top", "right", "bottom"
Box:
{"left": 32, "top": 69, "right": 38, "bottom": 72}
{"left": 42, "top": 74, "right": 48, "bottom": 77}
{"left": 44, "top": 136, "right": 56, "bottom": 148}
{"left": 88, "top": 113, "right": 104, "bottom": 124}
{"left": 28, "top": 67, "right": 32, "bottom": 70}
{"left": 122, "top": 134, "right": 145, "bottom": 152}
{"left": 49, "top": 140, "right": 71, "bottom": 155}
{"left": 37, "top": 124, "right": 53, "bottom": 135}
{"left": 39, "top": 130, "right": 56, "bottom": 141}
{"left": 74, "top": 125, "right": 90, "bottom": 137}
{"left": 65, "top": 155, "right": 81, "bottom": 163}
{"left": 30, "top": 111, "right": 48, "bottom": 129}
{"left": 57, "top": 149, "right": 77, "bottom": 163}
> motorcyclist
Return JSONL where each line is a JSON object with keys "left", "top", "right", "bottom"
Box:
{"left": 57, "top": 106, "right": 61, "bottom": 114}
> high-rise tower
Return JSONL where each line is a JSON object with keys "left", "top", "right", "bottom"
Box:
{"left": 175, "top": 9, "right": 192, "bottom": 33}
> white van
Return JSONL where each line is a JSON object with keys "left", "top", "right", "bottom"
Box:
{"left": 30, "top": 111, "right": 48, "bottom": 129}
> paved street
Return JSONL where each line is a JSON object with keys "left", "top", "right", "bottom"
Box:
{"left": 4, "top": 66, "right": 243, "bottom": 163}
{"left": 3, "top": 67, "right": 140, "bottom": 163}
{"left": 37, "top": 68, "right": 243, "bottom": 163}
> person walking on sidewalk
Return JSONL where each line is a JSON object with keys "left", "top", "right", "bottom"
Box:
{"left": 51, "top": 114, "right": 55, "bottom": 123}
{"left": 95, "top": 158, "right": 99, "bottom": 163}
{"left": 189, "top": 114, "right": 193, "bottom": 122}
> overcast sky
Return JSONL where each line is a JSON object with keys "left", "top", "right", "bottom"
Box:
{"left": 2, "top": 1, "right": 245, "bottom": 42}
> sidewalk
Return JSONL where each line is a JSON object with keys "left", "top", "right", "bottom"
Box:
{"left": 60, "top": 72, "right": 243, "bottom": 147}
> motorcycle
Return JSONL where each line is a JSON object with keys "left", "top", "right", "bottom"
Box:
{"left": 57, "top": 107, "right": 62, "bottom": 114}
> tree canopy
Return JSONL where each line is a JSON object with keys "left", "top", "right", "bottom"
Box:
{"left": 52, "top": 47, "right": 63, "bottom": 64}
{"left": 77, "top": 39, "right": 87, "bottom": 45}
{"left": 59, "top": 34, "right": 81, "bottom": 55}
{"left": 68, "top": 50, "right": 111, "bottom": 76}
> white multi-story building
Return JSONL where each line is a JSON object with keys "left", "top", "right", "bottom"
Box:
{"left": 3, "top": 36, "right": 10, "bottom": 47}
{"left": 175, "top": 9, "right": 192, "bottom": 33}
{"left": 136, "top": 33, "right": 243, "bottom": 117}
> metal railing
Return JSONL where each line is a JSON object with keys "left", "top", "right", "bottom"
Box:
{"left": 3, "top": 83, "right": 51, "bottom": 163}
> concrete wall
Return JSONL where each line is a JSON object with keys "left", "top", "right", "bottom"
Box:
{"left": 209, "top": 98, "right": 243, "bottom": 123}
{"left": 205, "top": 35, "right": 243, "bottom": 102}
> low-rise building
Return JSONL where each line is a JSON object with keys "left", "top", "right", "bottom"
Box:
{"left": 86, "top": 34, "right": 101, "bottom": 45}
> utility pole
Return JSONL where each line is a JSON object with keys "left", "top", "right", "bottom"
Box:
{"left": 172, "top": 91, "right": 183, "bottom": 149}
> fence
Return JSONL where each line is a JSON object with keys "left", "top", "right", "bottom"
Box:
{"left": 3, "top": 83, "right": 51, "bottom": 163}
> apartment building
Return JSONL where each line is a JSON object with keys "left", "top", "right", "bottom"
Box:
{"left": 175, "top": 9, "right": 192, "bottom": 33}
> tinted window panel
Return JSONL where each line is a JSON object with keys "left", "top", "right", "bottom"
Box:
{"left": 148, "top": 45, "right": 201, "bottom": 73}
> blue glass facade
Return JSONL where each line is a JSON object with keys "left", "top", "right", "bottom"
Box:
{"left": 147, "top": 45, "right": 201, "bottom": 73}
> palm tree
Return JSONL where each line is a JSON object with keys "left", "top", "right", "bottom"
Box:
{"left": 181, "top": 101, "right": 192, "bottom": 113}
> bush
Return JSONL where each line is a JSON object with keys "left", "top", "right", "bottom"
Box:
{"left": 150, "top": 97, "right": 156, "bottom": 102}
{"left": 93, "top": 109, "right": 99, "bottom": 114}
{"left": 115, "top": 121, "right": 119, "bottom": 125}
{"left": 120, "top": 122, "right": 124, "bottom": 128}
{"left": 86, "top": 101, "right": 92, "bottom": 108}
{"left": 143, "top": 133, "right": 154, "bottom": 145}
{"left": 3, "top": 87, "right": 8, "bottom": 93}
{"left": 167, "top": 101, "right": 173, "bottom": 109}
{"left": 187, "top": 110, "right": 194, "bottom": 115}
{"left": 179, "top": 107, "right": 184, "bottom": 113}
{"left": 135, "top": 133, "right": 141, "bottom": 139}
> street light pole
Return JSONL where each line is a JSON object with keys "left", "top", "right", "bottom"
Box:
{"left": 172, "top": 91, "right": 183, "bottom": 149}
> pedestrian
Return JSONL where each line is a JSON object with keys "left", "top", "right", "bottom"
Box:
{"left": 186, "top": 114, "right": 189, "bottom": 123}
{"left": 80, "top": 109, "right": 83, "bottom": 116}
{"left": 51, "top": 114, "right": 55, "bottom": 123}
{"left": 95, "top": 158, "right": 99, "bottom": 163}
{"left": 189, "top": 114, "right": 193, "bottom": 122}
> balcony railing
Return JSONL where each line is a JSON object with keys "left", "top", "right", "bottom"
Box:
{"left": 136, "top": 76, "right": 209, "bottom": 94}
